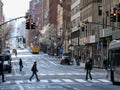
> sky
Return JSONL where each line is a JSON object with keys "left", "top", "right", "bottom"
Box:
{"left": 2, "top": 0, "right": 31, "bottom": 20}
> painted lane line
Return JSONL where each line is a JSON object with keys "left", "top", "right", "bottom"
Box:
{"left": 40, "top": 80, "right": 49, "bottom": 83}
{"left": 15, "top": 81, "right": 24, "bottom": 90}
{"left": 75, "top": 79, "right": 87, "bottom": 82}
{"left": 98, "top": 79, "right": 111, "bottom": 83}
{"left": 62, "top": 79, "right": 74, "bottom": 83}
{"left": 51, "top": 79, "right": 62, "bottom": 83}
{"left": 88, "top": 79, "right": 99, "bottom": 83}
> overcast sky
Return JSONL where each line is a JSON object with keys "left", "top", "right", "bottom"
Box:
{"left": 2, "top": 0, "right": 31, "bottom": 20}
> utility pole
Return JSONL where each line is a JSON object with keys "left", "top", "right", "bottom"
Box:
{"left": 0, "top": 16, "right": 26, "bottom": 27}
{"left": 77, "top": 24, "right": 81, "bottom": 65}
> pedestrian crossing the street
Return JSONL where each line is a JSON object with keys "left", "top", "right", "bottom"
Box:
{"left": 2, "top": 78, "right": 111, "bottom": 85}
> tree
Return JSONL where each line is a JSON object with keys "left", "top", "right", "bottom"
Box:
{"left": 0, "top": 23, "right": 14, "bottom": 53}
{"left": 40, "top": 24, "right": 57, "bottom": 45}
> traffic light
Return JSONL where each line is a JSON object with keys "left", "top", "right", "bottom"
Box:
{"left": 31, "top": 22, "right": 36, "bottom": 29}
{"left": 26, "top": 19, "right": 30, "bottom": 29}
{"left": 110, "top": 13, "right": 117, "bottom": 22}
{"left": 110, "top": 8, "right": 117, "bottom": 22}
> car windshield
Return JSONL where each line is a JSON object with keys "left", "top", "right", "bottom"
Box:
{"left": 3, "top": 61, "right": 8, "bottom": 65}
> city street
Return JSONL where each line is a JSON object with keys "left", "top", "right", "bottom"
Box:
{"left": 0, "top": 49, "right": 119, "bottom": 90}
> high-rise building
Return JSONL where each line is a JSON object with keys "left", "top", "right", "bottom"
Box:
{"left": 71, "top": 0, "right": 80, "bottom": 56}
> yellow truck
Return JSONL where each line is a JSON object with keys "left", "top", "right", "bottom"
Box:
{"left": 31, "top": 46, "right": 40, "bottom": 54}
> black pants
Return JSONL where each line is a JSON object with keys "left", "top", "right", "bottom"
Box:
{"left": 86, "top": 69, "right": 92, "bottom": 80}
{"left": 19, "top": 65, "right": 23, "bottom": 71}
{"left": 0, "top": 71, "right": 5, "bottom": 82}
{"left": 29, "top": 72, "right": 39, "bottom": 81}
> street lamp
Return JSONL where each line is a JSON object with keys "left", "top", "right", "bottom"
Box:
{"left": 77, "top": 24, "right": 80, "bottom": 65}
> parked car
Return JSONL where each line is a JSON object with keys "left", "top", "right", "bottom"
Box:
{"left": 60, "top": 52, "right": 73, "bottom": 65}
{"left": 3, "top": 49, "right": 11, "bottom": 54}
{"left": 0, "top": 53, "right": 12, "bottom": 73}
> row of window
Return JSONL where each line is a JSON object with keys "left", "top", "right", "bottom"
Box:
{"left": 71, "top": 4, "right": 80, "bottom": 16}
{"left": 71, "top": 0, "right": 77, "bottom": 4}
{"left": 71, "top": 17, "right": 80, "bottom": 28}
{"left": 80, "top": 7, "right": 92, "bottom": 20}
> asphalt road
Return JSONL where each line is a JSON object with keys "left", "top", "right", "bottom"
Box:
{"left": 0, "top": 49, "right": 119, "bottom": 90}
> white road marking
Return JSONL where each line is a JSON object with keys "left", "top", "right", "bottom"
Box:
{"left": 49, "top": 60, "right": 57, "bottom": 65}
{"left": 51, "top": 79, "right": 62, "bottom": 83}
{"left": 13, "top": 63, "right": 17, "bottom": 76}
{"left": 15, "top": 81, "right": 24, "bottom": 90}
{"left": 98, "top": 79, "right": 111, "bottom": 83}
{"left": 3, "top": 81, "right": 11, "bottom": 84}
{"left": 56, "top": 73, "right": 65, "bottom": 75}
{"left": 62, "top": 79, "right": 74, "bottom": 83}
{"left": 75, "top": 79, "right": 87, "bottom": 82}
{"left": 1, "top": 78, "right": 111, "bottom": 85}
{"left": 89, "top": 79, "right": 99, "bottom": 82}
{"left": 47, "top": 73, "right": 55, "bottom": 75}
{"left": 40, "top": 80, "right": 49, "bottom": 83}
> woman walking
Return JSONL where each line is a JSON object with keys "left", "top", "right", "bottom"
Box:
{"left": 85, "top": 57, "right": 92, "bottom": 80}
{"left": 19, "top": 58, "right": 23, "bottom": 71}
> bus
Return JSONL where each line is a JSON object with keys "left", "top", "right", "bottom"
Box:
{"left": 31, "top": 46, "right": 40, "bottom": 54}
{"left": 108, "top": 40, "right": 120, "bottom": 84}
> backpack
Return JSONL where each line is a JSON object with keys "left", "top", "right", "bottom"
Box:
{"left": 31, "top": 65, "right": 34, "bottom": 71}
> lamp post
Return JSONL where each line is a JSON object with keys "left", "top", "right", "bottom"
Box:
{"left": 77, "top": 24, "right": 80, "bottom": 65}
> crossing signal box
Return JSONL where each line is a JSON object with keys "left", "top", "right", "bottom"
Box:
{"left": 31, "top": 22, "right": 36, "bottom": 29}
{"left": 26, "top": 19, "right": 30, "bottom": 29}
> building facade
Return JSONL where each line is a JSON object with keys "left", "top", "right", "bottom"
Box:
{"left": 79, "top": 0, "right": 103, "bottom": 66}
{"left": 71, "top": 0, "right": 80, "bottom": 58}
{"left": 60, "top": 0, "right": 71, "bottom": 53}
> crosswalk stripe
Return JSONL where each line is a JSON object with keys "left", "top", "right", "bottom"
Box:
{"left": 66, "top": 73, "right": 73, "bottom": 75}
{"left": 98, "top": 79, "right": 111, "bottom": 83}
{"left": 47, "top": 73, "right": 56, "bottom": 75}
{"left": 6, "top": 72, "right": 106, "bottom": 77}
{"left": 15, "top": 80, "right": 23, "bottom": 83}
{"left": 51, "top": 79, "right": 62, "bottom": 83}
{"left": 2, "top": 79, "right": 111, "bottom": 84}
{"left": 3, "top": 81, "right": 11, "bottom": 84}
{"left": 62, "top": 79, "right": 74, "bottom": 83}
{"left": 88, "top": 79, "right": 99, "bottom": 82}
{"left": 56, "top": 73, "right": 65, "bottom": 75}
{"left": 38, "top": 73, "right": 47, "bottom": 76}
{"left": 75, "top": 79, "right": 87, "bottom": 82}
{"left": 40, "top": 80, "right": 49, "bottom": 83}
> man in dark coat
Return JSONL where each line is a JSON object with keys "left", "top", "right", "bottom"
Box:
{"left": 0, "top": 60, "right": 5, "bottom": 82}
{"left": 29, "top": 61, "right": 39, "bottom": 81}
{"left": 85, "top": 58, "right": 92, "bottom": 80}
